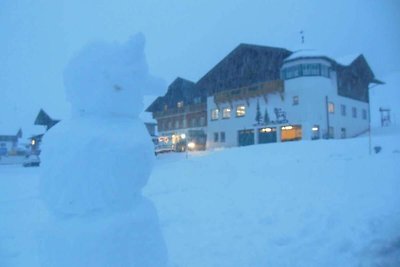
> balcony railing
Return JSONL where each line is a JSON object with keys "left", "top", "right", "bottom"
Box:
{"left": 153, "top": 103, "right": 206, "bottom": 118}
{"left": 214, "top": 80, "right": 284, "bottom": 104}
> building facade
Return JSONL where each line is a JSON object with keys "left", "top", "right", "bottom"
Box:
{"left": 147, "top": 44, "right": 382, "bottom": 150}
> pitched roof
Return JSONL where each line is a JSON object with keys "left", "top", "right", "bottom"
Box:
{"left": 195, "top": 44, "right": 292, "bottom": 95}
{"left": 146, "top": 77, "right": 199, "bottom": 112}
{"left": 34, "top": 109, "right": 60, "bottom": 130}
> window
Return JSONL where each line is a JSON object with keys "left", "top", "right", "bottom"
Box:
{"left": 174, "top": 120, "right": 179, "bottom": 129}
{"left": 341, "top": 128, "right": 346, "bottom": 138}
{"left": 362, "top": 109, "right": 367, "bottom": 120}
{"left": 177, "top": 101, "right": 184, "bottom": 108}
{"left": 311, "top": 125, "right": 320, "bottom": 140}
{"left": 200, "top": 117, "right": 205, "bottom": 126}
{"left": 281, "top": 63, "right": 330, "bottom": 80}
{"left": 214, "top": 132, "right": 219, "bottom": 142}
{"left": 281, "top": 125, "right": 302, "bottom": 142}
{"left": 236, "top": 105, "right": 246, "bottom": 117}
{"left": 320, "top": 65, "right": 330, "bottom": 78}
{"left": 328, "top": 127, "right": 334, "bottom": 139}
{"left": 302, "top": 63, "right": 320, "bottom": 76}
{"left": 293, "top": 96, "right": 299, "bottom": 105}
{"left": 352, "top": 107, "right": 357, "bottom": 118}
{"left": 193, "top": 97, "right": 201, "bottom": 104}
{"left": 341, "top": 104, "right": 346, "bottom": 116}
{"left": 222, "top": 108, "right": 231, "bottom": 119}
{"left": 328, "top": 102, "right": 335, "bottom": 113}
{"left": 220, "top": 132, "right": 226, "bottom": 142}
{"left": 211, "top": 109, "right": 219, "bottom": 120}
{"left": 164, "top": 104, "right": 168, "bottom": 111}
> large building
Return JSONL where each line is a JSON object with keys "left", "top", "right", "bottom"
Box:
{"left": 146, "top": 44, "right": 382, "bottom": 150}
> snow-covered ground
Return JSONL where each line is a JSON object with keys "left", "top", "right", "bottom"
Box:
{"left": 1, "top": 126, "right": 399, "bottom": 267}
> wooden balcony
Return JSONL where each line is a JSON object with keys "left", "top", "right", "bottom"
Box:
{"left": 153, "top": 103, "right": 206, "bottom": 119}
{"left": 214, "top": 80, "right": 284, "bottom": 104}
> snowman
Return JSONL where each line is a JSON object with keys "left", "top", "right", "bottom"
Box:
{"left": 38, "top": 34, "right": 167, "bottom": 267}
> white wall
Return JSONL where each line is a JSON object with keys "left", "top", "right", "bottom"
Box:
{"left": 206, "top": 57, "right": 370, "bottom": 149}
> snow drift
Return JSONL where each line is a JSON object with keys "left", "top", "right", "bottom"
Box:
{"left": 145, "top": 128, "right": 400, "bottom": 267}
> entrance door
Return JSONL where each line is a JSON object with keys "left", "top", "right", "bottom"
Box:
{"left": 238, "top": 129, "right": 255, "bottom": 146}
{"left": 258, "top": 127, "right": 277, "bottom": 144}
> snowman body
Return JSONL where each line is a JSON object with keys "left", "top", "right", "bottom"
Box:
{"left": 39, "top": 35, "right": 167, "bottom": 267}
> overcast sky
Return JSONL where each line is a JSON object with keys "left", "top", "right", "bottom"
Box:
{"left": 1, "top": 0, "right": 399, "bottom": 131}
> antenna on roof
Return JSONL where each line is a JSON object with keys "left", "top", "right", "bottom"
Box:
{"left": 300, "top": 30, "right": 305, "bottom": 45}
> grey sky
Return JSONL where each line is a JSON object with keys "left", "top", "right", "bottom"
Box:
{"left": 1, "top": 0, "right": 399, "bottom": 131}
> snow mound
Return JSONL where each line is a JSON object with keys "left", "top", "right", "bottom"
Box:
{"left": 145, "top": 130, "right": 400, "bottom": 267}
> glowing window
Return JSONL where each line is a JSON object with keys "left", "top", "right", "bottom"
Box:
{"left": 177, "top": 101, "right": 184, "bottom": 108}
{"left": 211, "top": 109, "right": 219, "bottom": 120}
{"left": 222, "top": 108, "right": 231, "bottom": 119}
{"left": 328, "top": 102, "right": 335, "bottom": 113}
{"left": 236, "top": 105, "right": 246, "bottom": 117}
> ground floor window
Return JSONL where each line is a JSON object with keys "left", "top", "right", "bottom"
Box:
{"left": 220, "top": 132, "right": 226, "bottom": 142}
{"left": 341, "top": 128, "right": 346, "bottom": 138}
{"left": 328, "top": 126, "right": 334, "bottom": 139}
{"left": 311, "top": 125, "right": 320, "bottom": 140}
{"left": 238, "top": 129, "right": 255, "bottom": 146}
{"left": 214, "top": 132, "right": 219, "bottom": 142}
{"left": 281, "top": 125, "right": 302, "bottom": 142}
{"left": 258, "top": 127, "right": 277, "bottom": 144}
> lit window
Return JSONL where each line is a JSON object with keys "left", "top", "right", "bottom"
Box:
{"left": 211, "top": 109, "right": 219, "bottom": 120}
{"left": 222, "top": 108, "right": 231, "bottom": 119}
{"left": 311, "top": 125, "right": 320, "bottom": 140}
{"left": 214, "top": 132, "right": 219, "bottom": 142}
{"left": 341, "top": 104, "right": 346, "bottom": 116}
{"left": 293, "top": 96, "right": 299, "bottom": 105}
{"left": 220, "top": 132, "right": 226, "bottom": 142}
{"left": 362, "top": 109, "right": 367, "bottom": 120}
{"left": 352, "top": 107, "right": 357, "bottom": 118}
{"left": 328, "top": 102, "right": 335, "bottom": 113}
{"left": 177, "top": 101, "right": 184, "bottom": 108}
{"left": 236, "top": 105, "right": 246, "bottom": 117}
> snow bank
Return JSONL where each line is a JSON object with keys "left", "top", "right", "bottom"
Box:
{"left": 145, "top": 131, "right": 400, "bottom": 267}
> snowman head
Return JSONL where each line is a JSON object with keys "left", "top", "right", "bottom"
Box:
{"left": 64, "top": 33, "right": 160, "bottom": 118}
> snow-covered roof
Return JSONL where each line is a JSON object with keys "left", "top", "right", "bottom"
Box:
{"left": 284, "top": 49, "right": 328, "bottom": 61}
{"left": 335, "top": 54, "right": 359, "bottom": 66}
{"left": 285, "top": 49, "right": 360, "bottom": 67}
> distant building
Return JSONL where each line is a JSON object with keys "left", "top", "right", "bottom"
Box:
{"left": 0, "top": 129, "right": 22, "bottom": 156}
{"left": 29, "top": 109, "right": 60, "bottom": 155}
{"left": 147, "top": 44, "right": 382, "bottom": 150}
{"left": 146, "top": 77, "right": 208, "bottom": 148}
